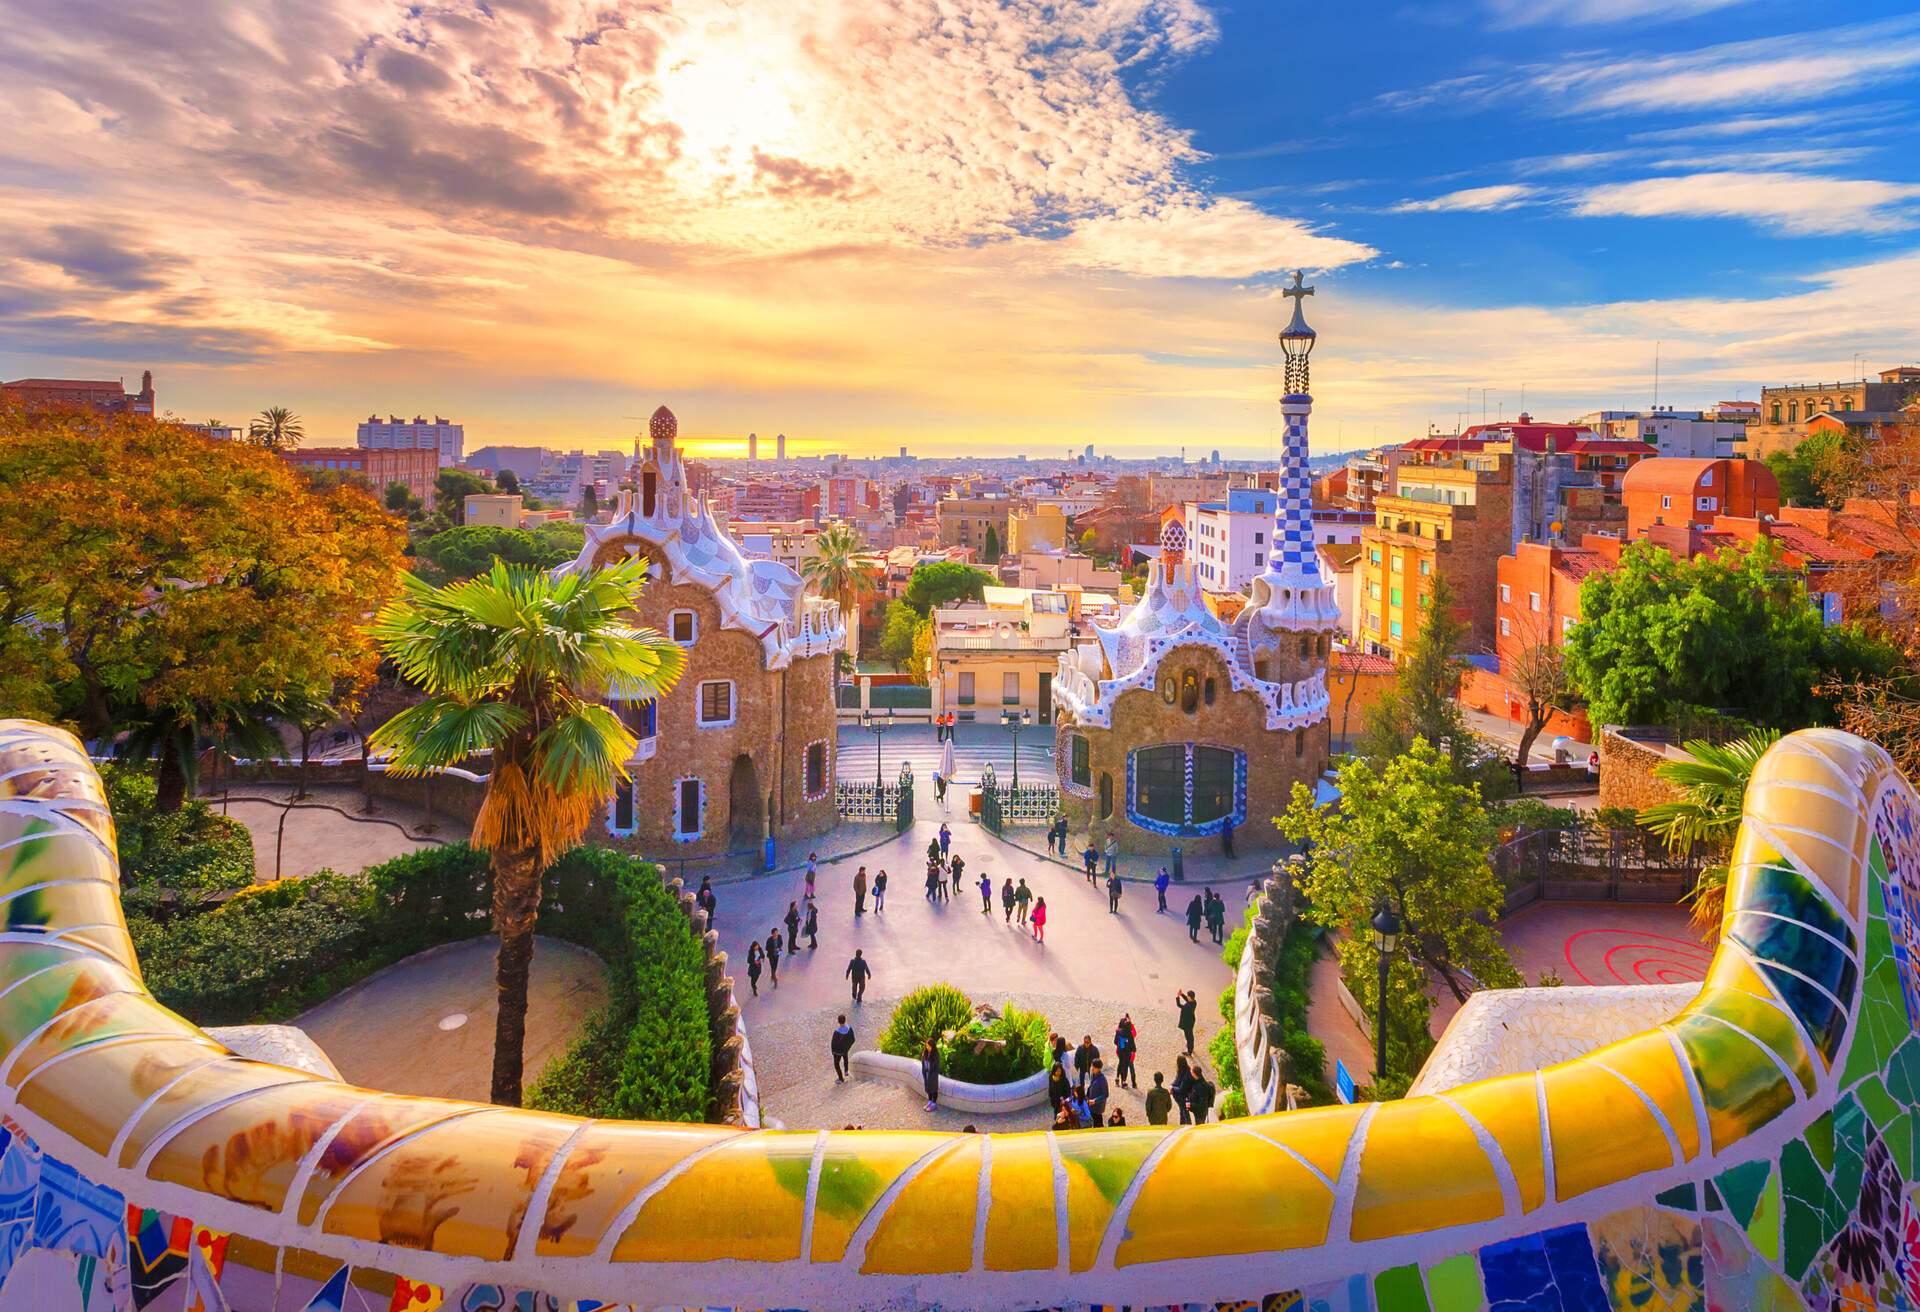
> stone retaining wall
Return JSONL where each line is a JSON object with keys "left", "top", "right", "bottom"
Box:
{"left": 1233, "top": 867, "right": 1305, "bottom": 1116}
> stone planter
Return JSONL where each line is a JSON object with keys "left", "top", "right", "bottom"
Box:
{"left": 848, "top": 1051, "right": 1050, "bottom": 1113}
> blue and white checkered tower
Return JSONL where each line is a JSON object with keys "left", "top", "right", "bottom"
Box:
{"left": 1246, "top": 271, "right": 1342, "bottom": 639}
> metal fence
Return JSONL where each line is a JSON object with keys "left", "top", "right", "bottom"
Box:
{"left": 1493, "top": 825, "right": 1706, "bottom": 910}
{"left": 834, "top": 762, "right": 915, "bottom": 831}
{"left": 978, "top": 764, "right": 1058, "bottom": 834}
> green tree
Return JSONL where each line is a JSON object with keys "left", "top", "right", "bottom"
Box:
{"left": 982, "top": 524, "right": 1001, "bottom": 563}
{"left": 244, "top": 406, "right": 303, "bottom": 451}
{"left": 1638, "top": 729, "right": 1779, "bottom": 940}
{"left": 369, "top": 558, "right": 686, "bottom": 1105}
{"left": 1566, "top": 537, "right": 1886, "bottom": 729}
{"left": 910, "top": 616, "right": 935, "bottom": 685}
{"left": 878, "top": 599, "right": 921, "bottom": 669}
{"left": 384, "top": 481, "right": 424, "bottom": 519}
{"left": 435, "top": 468, "right": 498, "bottom": 524}
{"left": 902, "top": 560, "right": 992, "bottom": 615}
{"left": 1279, "top": 738, "right": 1520, "bottom": 1080}
{"left": 417, "top": 524, "right": 584, "bottom": 583}
{"left": 1763, "top": 429, "right": 1846, "bottom": 508}
{"left": 1357, "top": 576, "right": 1503, "bottom": 793}
{"left": 801, "top": 524, "right": 872, "bottom": 630}
{"left": 495, "top": 467, "right": 521, "bottom": 494}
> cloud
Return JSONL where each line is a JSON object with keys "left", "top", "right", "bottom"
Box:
{"left": 20, "top": 224, "right": 184, "bottom": 292}
{"left": 1378, "top": 15, "right": 1920, "bottom": 117}
{"left": 1480, "top": 0, "right": 1750, "bottom": 26}
{"left": 1040, "top": 198, "right": 1375, "bottom": 279}
{"left": 1570, "top": 171, "right": 1920, "bottom": 235}
{"left": 1391, "top": 184, "right": 1541, "bottom": 213}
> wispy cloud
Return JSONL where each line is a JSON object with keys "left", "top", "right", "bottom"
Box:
{"left": 1391, "top": 184, "right": 1541, "bottom": 212}
{"left": 1570, "top": 171, "right": 1920, "bottom": 235}
{"left": 1378, "top": 15, "right": 1920, "bottom": 117}
{"left": 1480, "top": 0, "right": 1751, "bottom": 27}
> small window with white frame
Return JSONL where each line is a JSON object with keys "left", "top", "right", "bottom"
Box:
{"left": 607, "top": 778, "right": 637, "bottom": 836}
{"left": 697, "top": 680, "right": 736, "bottom": 727}
{"left": 1696, "top": 495, "right": 1718, "bottom": 512}
{"left": 670, "top": 610, "right": 697, "bottom": 645}
{"left": 1529, "top": 591, "right": 1541, "bottom": 612}
{"left": 1499, "top": 617, "right": 1511, "bottom": 636}
{"left": 1661, "top": 494, "right": 1672, "bottom": 509}
{"left": 673, "top": 777, "right": 703, "bottom": 839}
{"left": 1499, "top": 583, "right": 1511, "bottom": 603}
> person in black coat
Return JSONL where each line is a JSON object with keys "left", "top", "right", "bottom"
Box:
{"left": 920, "top": 1040, "right": 941, "bottom": 1111}
{"left": 765, "top": 929, "right": 783, "bottom": 985}
{"left": 830, "top": 1014, "right": 855, "bottom": 1082}
{"left": 1171, "top": 1054, "right": 1194, "bottom": 1125}
{"left": 745, "top": 940, "right": 763, "bottom": 996}
{"left": 1188, "top": 1066, "right": 1217, "bottom": 1124}
{"left": 845, "top": 948, "right": 872, "bottom": 1003}
{"left": 1185, "top": 895, "right": 1204, "bottom": 943}
{"left": 803, "top": 899, "right": 819, "bottom": 950}
{"left": 784, "top": 901, "right": 801, "bottom": 954}
{"left": 1072, "top": 1034, "right": 1099, "bottom": 1095}
{"left": 1048, "top": 1061, "right": 1071, "bottom": 1113}
{"left": 1175, "top": 989, "right": 1198, "bottom": 1054}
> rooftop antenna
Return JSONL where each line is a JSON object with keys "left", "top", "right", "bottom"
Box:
{"left": 1520, "top": 383, "right": 1527, "bottom": 416}
{"left": 1653, "top": 341, "right": 1661, "bottom": 409}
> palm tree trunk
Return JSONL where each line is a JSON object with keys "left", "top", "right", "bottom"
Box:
{"left": 489, "top": 843, "right": 545, "bottom": 1106}
{"left": 155, "top": 747, "right": 189, "bottom": 814}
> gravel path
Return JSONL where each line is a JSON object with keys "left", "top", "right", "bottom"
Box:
{"left": 751, "top": 989, "right": 1228, "bottom": 1132}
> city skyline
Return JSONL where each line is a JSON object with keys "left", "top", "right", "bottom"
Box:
{"left": 2, "top": 1, "right": 1917, "bottom": 456}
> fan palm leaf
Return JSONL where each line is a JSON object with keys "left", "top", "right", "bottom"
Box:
{"left": 1637, "top": 729, "right": 1779, "bottom": 942}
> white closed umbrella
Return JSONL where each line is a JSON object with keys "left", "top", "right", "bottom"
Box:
{"left": 940, "top": 736, "right": 956, "bottom": 783}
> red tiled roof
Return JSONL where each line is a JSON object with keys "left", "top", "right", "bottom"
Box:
{"left": 1333, "top": 650, "right": 1395, "bottom": 675}
{"left": 2, "top": 378, "right": 124, "bottom": 390}
{"left": 1832, "top": 515, "right": 1920, "bottom": 556}
{"left": 1551, "top": 550, "right": 1610, "bottom": 583}
{"left": 1762, "top": 524, "right": 1873, "bottom": 565}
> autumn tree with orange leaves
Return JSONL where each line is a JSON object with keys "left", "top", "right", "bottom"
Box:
{"left": 0, "top": 405, "right": 405, "bottom": 809}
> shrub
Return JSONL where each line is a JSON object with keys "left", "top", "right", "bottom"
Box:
{"left": 1273, "top": 924, "right": 1332, "bottom": 1105}
{"left": 1207, "top": 1024, "right": 1240, "bottom": 1094}
{"left": 879, "top": 984, "right": 974, "bottom": 1059}
{"left": 939, "top": 1004, "right": 1049, "bottom": 1085}
{"left": 1497, "top": 798, "right": 1579, "bottom": 836}
{"left": 1217, "top": 1089, "right": 1248, "bottom": 1121}
{"left": 104, "top": 763, "right": 256, "bottom": 895}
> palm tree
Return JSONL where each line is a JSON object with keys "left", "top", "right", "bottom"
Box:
{"left": 1638, "top": 729, "right": 1781, "bottom": 940}
{"left": 369, "top": 557, "right": 685, "bottom": 1105}
{"left": 246, "top": 406, "right": 304, "bottom": 451}
{"left": 801, "top": 523, "right": 872, "bottom": 647}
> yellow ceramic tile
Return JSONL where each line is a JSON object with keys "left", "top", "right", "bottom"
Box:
{"left": 294, "top": 1096, "right": 490, "bottom": 1224}
{"left": 1118, "top": 1126, "right": 1332, "bottom": 1266}
{"left": 982, "top": 1131, "right": 1058, "bottom": 1272}
{"left": 1057, "top": 1128, "right": 1165, "bottom": 1271}
{"left": 861, "top": 1135, "right": 983, "bottom": 1275}
{"left": 1589, "top": 1030, "right": 1701, "bottom": 1162}
{"left": 613, "top": 1131, "right": 815, "bottom": 1264}
{"left": 14, "top": 1033, "right": 224, "bottom": 1157}
{"left": 1352, "top": 1098, "right": 1505, "bottom": 1241}
{"left": 1243, "top": 1104, "right": 1367, "bottom": 1182}
{"left": 1667, "top": 1015, "right": 1797, "bottom": 1156}
{"left": 1756, "top": 746, "right": 1854, "bottom": 794}
{"left": 114, "top": 1057, "right": 324, "bottom": 1171}
{"left": 1445, "top": 1076, "right": 1548, "bottom": 1212}
{"left": 1544, "top": 1060, "right": 1678, "bottom": 1202}
{"left": 535, "top": 1121, "right": 740, "bottom": 1258}
{"left": 0, "top": 954, "right": 140, "bottom": 1057}
{"left": 809, "top": 1131, "right": 950, "bottom": 1264}
{"left": 1702, "top": 950, "right": 1786, "bottom": 1008}
{"left": 321, "top": 1107, "right": 579, "bottom": 1259}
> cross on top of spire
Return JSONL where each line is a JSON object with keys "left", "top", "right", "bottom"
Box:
{"left": 1283, "top": 269, "right": 1313, "bottom": 303}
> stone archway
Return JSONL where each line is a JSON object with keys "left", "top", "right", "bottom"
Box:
{"left": 728, "top": 754, "right": 763, "bottom": 849}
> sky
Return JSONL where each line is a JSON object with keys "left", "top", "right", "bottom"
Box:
{"left": 0, "top": 0, "right": 1916, "bottom": 459}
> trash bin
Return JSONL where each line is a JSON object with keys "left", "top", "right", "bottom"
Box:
{"left": 1171, "top": 845, "right": 1184, "bottom": 882}
{"left": 763, "top": 836, "right": 776, "bottom": 872}
{"left": 968, "top": 789, "right": 983, "bottom": 819}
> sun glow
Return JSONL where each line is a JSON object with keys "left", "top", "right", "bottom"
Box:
{"left": 652, "top": 26, "right": 809, "bottom": 186}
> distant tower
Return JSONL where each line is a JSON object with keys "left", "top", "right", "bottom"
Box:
{"left": 776, "top": 433, "right": 787, "bottom": 461}
{"left": 748, "top": 431, "right": 758, "bottom": 461}
{"left": 1246, "top": 270, "right": 1339, "bottom": 634}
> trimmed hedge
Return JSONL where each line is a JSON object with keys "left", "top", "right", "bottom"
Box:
{"left": 104, "top": 764, "right": 256, "bottom": 895}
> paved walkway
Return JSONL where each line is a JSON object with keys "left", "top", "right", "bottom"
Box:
{"left": 836, "top": 722, "right": 1053, "bottom": 787}
{"left": 212, "top": 785, "right": 456, "bottom": 880}
{"left": 710, "top": 817, "right": 1237, "bottom": 1130}
{"left": 296, "top": 935, "right": 608, "bottom": 1102}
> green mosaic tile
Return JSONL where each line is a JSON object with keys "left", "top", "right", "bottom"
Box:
{"left": 1423, "top": 1252, "right": 1483, "bottom": 1312}
{"left": 1780, "top": 1140, "right": 1837, "bottom": 1279}
{"left": 1807, "top": 1112, "right": 1835, "bottom": 1171}
{"left": 1784, "top": 1192, "right": 1825, "bottom": 1280}
{"left": 1846, "top": 962, "right": 1908, "bottom": 1089}
{"left": 1858, "top": 1075, "right": 1902, "bottom": 1129}
{"left": 1656, "top": 1183, "right": 1698, "bottom": 1211}
{"left": 1870, "top": 847, "right": 1888, "bottom": 909}
{"left": 1375, "top": 1263, "right": 1429, "bottom": 1312}
{"left": 1748, "top": 1164, "right": 1781, "bottom": 1265}
{"left": 1715, "top": 1159, "right": 1770, "bottom": 1228}
{"left": 1888, "top": 1036, "right": 1920, "bottom": 1108}
{"left": 1832, "top": 1096, "right": 1868, "bottom": 1203}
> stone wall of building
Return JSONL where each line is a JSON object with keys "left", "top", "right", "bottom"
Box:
{"left": 1056, "top": 641, "right": 1327, "bottom": 855}
{"left": 1597, "top": 726, "right": 1685, "bottom": 812}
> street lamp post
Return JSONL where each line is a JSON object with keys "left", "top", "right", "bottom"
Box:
{"left": 1001, "top": 707, "right": 1032, "bottom": 790}
{"left": 860, "top": 708, "right": 895, "bottom": 790}
{"left": 1370, "top": 900, "right": 1402, "bottom": 1086}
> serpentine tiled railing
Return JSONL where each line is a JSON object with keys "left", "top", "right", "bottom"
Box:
{"left": 0, "top": 718, "right": 1912, "bottom": 1310}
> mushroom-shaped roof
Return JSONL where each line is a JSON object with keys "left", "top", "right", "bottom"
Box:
{"left": 650, "top": 405, "right": 678, "bottom": 442}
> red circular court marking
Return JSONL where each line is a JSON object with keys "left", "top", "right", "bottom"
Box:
{"left": 1564, "top": 927, "right": 1714, "bottom": 986}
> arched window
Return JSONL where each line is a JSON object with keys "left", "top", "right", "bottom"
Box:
{"left": 1203, "top": 676, "right": 1217, "bottom": 706}
{"left": 1298, "top": 636, "right": 1310, "bottom": 658}
{"left": 607, "top": 779, "right": 636, "bottom": 836}
{"left": 1128, "top": 745, "right": 1243, "bottom": 834}
{"left": 1099, "top": 772, "right": 1113, "bottom": 819}
{"left": 1160, "top": 675, "right": 1177, "bottom": 705}
{"left": 1294, "top": 729, "right": 1305, "bottom": 757}
{"left": 1180, "top": 669, "right": 1200, "bottom": 713}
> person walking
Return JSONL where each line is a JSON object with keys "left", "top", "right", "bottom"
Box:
{"left": 1113, "top": 1014, "right": 1138, "bottom": 1089}
{"left": 933, "top": 771, "right": 947, "bottom": 808}
{"left": 1087, "top": 1061, "right": 1110, "bottom": 1125}
{"left": 1073, "top": 1034, "right": 1098, "bottom": 1095}
{"left": 1206, "top": 888, "right": 1225, "bottom": 944}
{"left": 938, "top": 823, "right": 952, "bottom": 865}
{"left": 924, "top": 860, "right": 942, "bottom": 902}
{"left": 1106, "top": 871, "right": 1123, "bottom": 914}
{"left": 1171, "top": 1054, "right": 1194, "bottom": 1125}
{"left": 745, "top": 940, "right": 763, "bottom": 997}
{"left": 1188, "top": 1064, "right": 1216, "bottom": 1124}
{"left": 853, "top": 866, "right": 868, "bottom": 917}
{"left": 1055, "top": 816, "right": 1070, "bottom": 857}
{"left": 803, "top": 899, "right": 819, "bottom": 950}
{"left": 1030, "top": 896, "right": 1047, "bottom": 944}
{"left": 1185, "top": 894, "right": 1204, "bottom": 943}
{"left": 1155, "top": 867, "right": 1170, "bottom": 913}
{"left": 1220, "top": 817, "right": 1235, "bottom": 858}
{"left": 1050, "top": 1033, "right": 1070, "bottom": 1073}
{"left": 697, "top": 876, "right": 717, "bottom": 931}
{"left": 920, "top": 1039, "right": 941, "bottom": 1112}
{"left": 1175, "top": 989, "right": 1198, "bottom": 1054}
{"left": 1001, "top": 877, "right": 1016, "bottom": 923}
{"left": 1145, "top": 1071, "right": 1172, "bottom": 1125}
{"left": 805, "top": 851, "right": 819, "bottom": 902}
{"left": 830, "top": 1015, "right": 855, "bottom": 1083}
{"left": 766, "top": 928, "right": 783, "bottom": 986}
{"left": 1081, "top": 841, "right": 1099, "bottom": 883}
{"left": 784, "top": 901, "right": 801, "bottom": 955}
{"left": 845, "top": 949, "right": 872, "bottom": 1004}
{"left": 1014, "top": 878, "right": 1032, "bottom": 924}
{"left": 949, "top": 852, "right": 965, "bottom": 897}
{"left": 873, "top": 869, "right": 887, "bottom": 912}
{"left": 1048, "top": 1061, "right": 1072, "bottom": 1114}
{"left": 926, "top": 836, "right": 943, "bottom": 871}
{"left": 1103, "top": 834, "right": 1119, "bottom": 877}
{"left": 978, "top": 872, "right": 994, "bottom": 914}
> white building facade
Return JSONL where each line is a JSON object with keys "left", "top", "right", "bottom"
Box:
{"left": 356, "top": 414, "right": 465, "bottom": 466}
{"left": 1183, "top": 487, "right": 1279, "bottom": 592}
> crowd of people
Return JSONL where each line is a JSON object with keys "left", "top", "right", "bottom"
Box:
{"left": 1043, "top": 1005, "right": 1218, "bottom": 1129}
